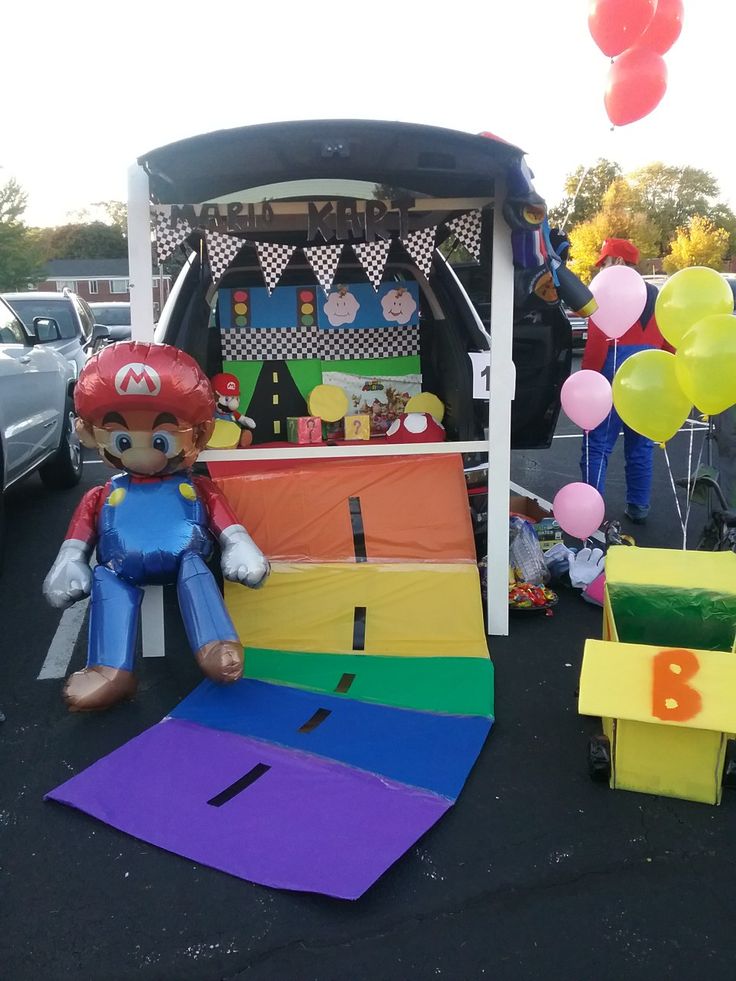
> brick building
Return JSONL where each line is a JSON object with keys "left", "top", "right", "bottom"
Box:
{"left": 37, "top": 259, "right": 170, "bottom": 315}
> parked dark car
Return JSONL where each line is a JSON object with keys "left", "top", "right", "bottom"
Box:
{"left": 89, "top": 302, "right": 132, "bottom": 345}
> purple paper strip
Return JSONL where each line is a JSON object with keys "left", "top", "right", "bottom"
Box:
{"left": 46, "top": 718, "right": 450, "bottom": 900}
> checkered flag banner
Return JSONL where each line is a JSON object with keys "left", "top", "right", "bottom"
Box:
{"left": 206, "top": 231, "right": 244, "bottom": 288}
{"left": 255, "top": 242, "right": 297, "bottom": 294}
{"left": 154, "top": 212, "right": 192, "bottom": 264}
{"left": 402, "top": 226, "right": 437, "bottom": 282}
{"left": 304, "top": 243, "right": 344, "bottom": 295}
{"left": 352, "top": 239, "right": 391, "bottom": 292}
{"left": 447, "top": 210, "right": 482, "bottom": 262}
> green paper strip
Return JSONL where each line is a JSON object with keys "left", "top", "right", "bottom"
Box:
{"left": 327, "top": 355, "right": 421, "bottom": 376}
{"left": 243, "top": 648, "right": 494, "bottom": 719}
{"left": 608, "top": 585, "right": 736, "bottom": 652}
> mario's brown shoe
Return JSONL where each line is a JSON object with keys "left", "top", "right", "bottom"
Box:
{"left": 63, "top": 666, "right": 138, "bottom": 713}
{"left": 196, "top": 640, "right": 243, "bottom": 684}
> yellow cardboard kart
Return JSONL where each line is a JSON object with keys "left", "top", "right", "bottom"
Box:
{"left": 578, "top": 547, "right": 736, "bottom": 805}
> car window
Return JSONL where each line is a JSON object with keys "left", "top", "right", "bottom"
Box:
{"left": 77, "top": 298, "right": 95, "bottom": 339}
{"left": 8, "top": 298, "right": 77, "bottom": 340}
{"left": 90, "top": 305, "right": 131, "bottom": 326}
{"left": 0, "top": 302, "right": 26, "bottom": 345}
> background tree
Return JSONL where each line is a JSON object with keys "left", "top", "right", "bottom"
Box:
{"left": 627, "top": 163, "right": 731, "bottom": 256}
{"left": 0, "top": 179, "right": 45, "bottom": 291}
{"left": 71, "top": 200, "right": 128, "bottom": 233}
{"left": 567, "top": 180, "right": 660, "bottom": 283}
{"left": 37, "top": 221, "right": 127, "bottom": 260}
{"left": 662, "top": 216, "right": 729, "bottom": 273}
{"left": 548, "top": 159, "right": 622, "bottom": 229}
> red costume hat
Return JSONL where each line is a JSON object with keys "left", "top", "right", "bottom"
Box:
{"left": 595, "top": 238, "right": 640, "bottom": 267}
{"left": 74, "top": 342, "right": 215, "bottom": 424}
{"left": 211, "top": 372, "right": 241, "bottom": 398}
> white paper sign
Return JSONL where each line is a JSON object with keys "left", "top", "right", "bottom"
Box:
{"left": 469, "top": 351, "right": 491, "bottom": 400}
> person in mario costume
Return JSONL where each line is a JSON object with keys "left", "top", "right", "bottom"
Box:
{"left": 43, "top": 342, "right": 270, "bottom": 712}
{"left": 579, "top": 238, "right": 672, "bottom": 525}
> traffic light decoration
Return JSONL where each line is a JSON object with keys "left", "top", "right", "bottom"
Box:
{"left": 231, "top": 289, "right": 251, "bottom": 328}
{"left": 297, "top": 288, "right": 317, "bottom": 328}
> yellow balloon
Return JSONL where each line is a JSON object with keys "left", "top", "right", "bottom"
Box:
{"left": 612, "top": 349, "right": 692, "bottom": 443}
{"left": 675, "top": 313, "right": 736, "bottom": 415}
{"left": 655, "top": 267, "right": 734, "bottom": 349}
{"left": 405, "top": 392, "right": 445, "bottom": 422}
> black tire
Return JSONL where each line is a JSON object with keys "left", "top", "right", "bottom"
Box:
{"left": 39, "top": 398, "right": 83, "bottom": 490}
{"left": 723, "top": 739, "right": 736, "bottom": 789}
{"left": 587, "top": 734, "right": 612, "bottom": 783}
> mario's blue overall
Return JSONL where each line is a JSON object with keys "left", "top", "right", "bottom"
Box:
{"left": 75, "top": 473, "right": 240, "bottom": 672}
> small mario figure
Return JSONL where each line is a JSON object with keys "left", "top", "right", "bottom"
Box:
{"left": 43, "top": 342, "right": 270, "bottom": 712}
{"left": 210, "top": 372, "right": 256, "bottom": 448}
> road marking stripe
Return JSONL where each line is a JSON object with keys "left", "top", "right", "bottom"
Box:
{"left": 38, "top": 598, "right": 89, "bottom": 679}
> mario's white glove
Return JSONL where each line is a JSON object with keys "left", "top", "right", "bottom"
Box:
{"left": 568, "top": 546, "right": 605, "bottom": 590}
{"left": 43, "top": 540, "right": 92, "bottom": 609}
{"left": 219, "top": 525, "right": 270, "bottom": 588}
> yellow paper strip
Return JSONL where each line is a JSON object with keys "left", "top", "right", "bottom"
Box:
{"left": 579, "top": 638, "right": 736, "bottom": 734}
{"left": 225, "top": 562, "right": 488, "bottom": 658}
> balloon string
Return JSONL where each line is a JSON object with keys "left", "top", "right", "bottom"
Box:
{"left": 682, "top": 414, "right": 701, "bottom": 542}
{"left": 594, "top": 339, "right": 618, "bottom": 493}
{"left": 663, "top": 444, "right": 686, "bottom": 549}
{"left": 585, "top": 431, "right": 590, "bottom": 485}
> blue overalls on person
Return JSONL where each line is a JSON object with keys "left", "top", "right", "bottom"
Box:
{"left": 89, "top": 473, "right": 239, "bottom": 671}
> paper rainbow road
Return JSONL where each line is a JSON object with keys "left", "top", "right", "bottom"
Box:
{"left": 47, "top": 454, "right": 494, "bottom": 899}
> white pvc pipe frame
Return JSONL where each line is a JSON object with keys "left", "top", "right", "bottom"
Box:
{"left": 126, "top": 163, "right": 515, "bottom": 653}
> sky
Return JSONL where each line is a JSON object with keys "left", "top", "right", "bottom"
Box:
{"left": 1, "top": 0, "right": 730, "bottom": 227}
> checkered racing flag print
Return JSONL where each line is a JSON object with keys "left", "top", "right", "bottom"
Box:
{"left": 221, "top": 323, "right": 419, "bottom": 362}
{"left": 304, "top": 243, "right": 344, "bottom": 295}
{"left": 447, "top": 210, "right": 482, "bottom": 262}
{"left": 206, "top": 231, "right": 244, "bottom": 288}
{"left": 352, "top": 239, "right": 391, "bottom": 292}
{"left": 154, "top": 212, "right": 192, "bottom": 264}
{"left": 402, "top": 226, "right": 437, "bottom": 282}
{"left": 255, "top": 242, "right": 297, "bottom": 294}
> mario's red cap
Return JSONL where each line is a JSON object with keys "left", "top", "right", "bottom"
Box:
{"left": 211, "top": 372, "right": 240, "bottom": 397}
{"left": 595, "top": 238, "right": 640, "bottom": 267}
{"left": 75, "top": 341, "right": 215, "bottom": 423}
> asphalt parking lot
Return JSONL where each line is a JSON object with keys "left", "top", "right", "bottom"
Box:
{"left": 1, "top": 389, "right": 733, "bottom": 981}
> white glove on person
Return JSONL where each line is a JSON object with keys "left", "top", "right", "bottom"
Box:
{"left": 568, "top": 546, "right": 605, "bottom": 590}
{"left": 219, "top": 525, "right": 270, "bottom": 588}
{"left": 43, "top": 539, "right": 92, "bottom": 609}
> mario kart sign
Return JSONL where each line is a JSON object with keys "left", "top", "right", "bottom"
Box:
{"left": 43, "top": 342, "right": 270, "bottom": 713}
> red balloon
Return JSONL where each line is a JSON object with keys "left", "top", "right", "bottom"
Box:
{"left": 604, "top": 46, "right": 668, "bottom": 126}
{"left": 638, "top": 0, "right": 684, "bottom": 54}
{"left": 588, "top": 0, "right": 658, "bottom": 57}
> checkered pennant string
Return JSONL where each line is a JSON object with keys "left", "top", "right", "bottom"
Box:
{"left": 402, "top": 226, "right": 437, "bottom": 282}
{"left": 304, "top": 243, "right": 344, "bottom": 295}
{"left": 447, "top": 210, "right": 482, "bottom": 262}
{"left": 205, "top": 231, "right": 244, "bottom": 288}
{"left": 154, "top": 212, "right": 192, "bottom": 264}
{"left": 352, "top": 239, "right": 391, "bottom": 292}
{"left": 255, "top": 242, "right": 297, "bottom": 294}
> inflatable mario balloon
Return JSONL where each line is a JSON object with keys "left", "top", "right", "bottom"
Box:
{"left": 43, "top": 342, "right": 270, "bottom": 712}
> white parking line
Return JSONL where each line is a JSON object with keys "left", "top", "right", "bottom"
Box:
{"left": 38, "top": 598, "right": 89, "bottom": 679}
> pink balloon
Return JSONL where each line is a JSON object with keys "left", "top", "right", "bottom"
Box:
{"left": 553, "top": 482, "right": 606, "bottom": 540}
{"left": 561, "top": 370, "right": 613, "bottom": 431}
{"left": 589, "top": 265, "right": 648, "bottom": 339}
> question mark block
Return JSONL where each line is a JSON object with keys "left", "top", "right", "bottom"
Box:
{"left": 344, "top": 415, "right": 371, "bottom": 441}
{"left": 286, "top": 416, "right": 323, "bottom": 445}
{"left": 579, "top": 639, "right": 736, "bottom": 804}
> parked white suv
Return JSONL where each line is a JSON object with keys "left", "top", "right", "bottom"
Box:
{"left": 0, "top": 297, "right": 83, "bottom": 561}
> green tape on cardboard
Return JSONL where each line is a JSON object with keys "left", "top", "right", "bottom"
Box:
{"left": 608, "top": 585, "right": 736, "bottom": 652}
{"left": 243, "top": 648, "right": 494, "bottom": 718}
{"left": 327, "top": 355, "right": 421, "bottom": 376}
